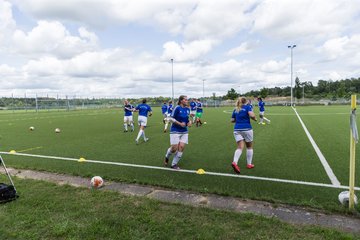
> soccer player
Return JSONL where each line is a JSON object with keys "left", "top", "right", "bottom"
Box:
{"left": 134, "top": 98, "right": 152, "bottom": 144}
{"left": 231, "top": 97, "right": 257, "bottom": 174}
{"left": 161, "top": 102, "right": 168, "bottom": 124}
{"left": 195, "top": 99, "right": 203, "bottom": 127}
{"left": 163, "top": 100, "right": 173, "bottom": 133}
{"left": 189, "top": 98, "right": 197, "bottom": 124}
{"left": 164, "top": 95, "right": 191, "bottom": 169}
{"left": 123, "top": 100, "right": 135, "bottom": 132}
{"left": 257, "top": 97, "right": 271, "bottom": 125}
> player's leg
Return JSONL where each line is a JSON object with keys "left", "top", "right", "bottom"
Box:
{"left": 165, "top": 134, "right": 179, "bottom": 166}
{"left": 245, "top": 130, "right": 254, "bottom": 168}
{"left": 263, "top": 113, "right": 271, "bottom": 124}
{"left": 135, "top": 117, "right": 146, "bottom": 143}
{"left": 259, "top": 112, "right": 264, "bottom": 124}
{"left": 123, "top": 116, "right": 128, "bottom": 132}
{"left": 171, "top": 135, "right": 187, "bottom": 169}
{"left": 231, "top": 132, "right": 244, "bottom": 173}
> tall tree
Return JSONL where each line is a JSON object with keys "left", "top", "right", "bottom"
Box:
{"left": 225, "top": 88, "right": 239, "bottom": 100}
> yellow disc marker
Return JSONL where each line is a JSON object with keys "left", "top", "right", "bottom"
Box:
{"left": 9, "top": 150, "right": 16, "bottom": 154}
{"left": 196, "top": 169, "right": 205, "bottom": 175}
{"left": 78, "top": 157, "right": 86, "bottom": 163}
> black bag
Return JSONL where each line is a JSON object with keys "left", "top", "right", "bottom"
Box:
{"left": 0, "top": 155, "right": 18, "bottom": 203}
{"left": 0, "top": 183, "right": 18, "bottom": 203}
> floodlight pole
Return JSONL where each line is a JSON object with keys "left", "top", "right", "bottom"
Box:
{"left": 288, "top": 45, "right": 296, "bottom": 106}
{"left": 202, "top": 79, "right": 205, "bottom": 100}
{"left": 171, "top": 59, "right": 174, "bottom": 103}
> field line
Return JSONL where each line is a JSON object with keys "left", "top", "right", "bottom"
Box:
{"left": 17, "top": 146, "right": 43, "bottom": 153}
{"left": 292, "top": 107, "right": 341, "bottom": 186}
{"left": 1, "top": 151, "right": 357, "bottom": 190}
{"left": 222, "top": 110, "right": 347, "bottom": 116}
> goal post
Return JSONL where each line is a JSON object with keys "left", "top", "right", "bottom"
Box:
{"left": 349, "top": 94, "right": 358, "bottom": 210}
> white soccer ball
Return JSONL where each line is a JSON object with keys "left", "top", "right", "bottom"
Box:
{"left": 91, "top": 176, "right": 104, "bottom": 188}
{"left": 29, "top": 126, "right": 35, "bottom": 131}
{"left": 55, "top": 128, "right": 61, "bottom": 133}
{"left": 338, "top": 191, "right": 358, "bottom": 206}
{"left": 203, "top": 122, "right": 207, "bottom": 124}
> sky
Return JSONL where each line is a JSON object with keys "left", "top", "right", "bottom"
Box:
{"left": 0, "top": 0, "right": 360, "bottom": 98}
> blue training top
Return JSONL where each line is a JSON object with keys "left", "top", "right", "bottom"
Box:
{"left": 170, "top": 105, "right": 190, "bottom": 134}
{"left": 232, "top": 105, "right": 253, "bottom": 131}
{"left": 124, "top": 104, "right": 134, "bottom": 116}
{"left": 167, "top": 104, "right": 173, "bottom": 115}
{"left": 258, "top": 100, "right": 265, "bottom": 112}
{"left": 196, "top": 102, "right": 203, "bottom": 113}
{"left": 136, "top": 103, "right": 152, "bottom": 117}
{"left": 161, "top": 104, "right": 168, "bottom": 114}
{"left": 190, "top": 101, "right": 197, "bottom": 111}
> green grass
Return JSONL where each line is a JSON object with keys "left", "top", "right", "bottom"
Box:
{"left": 0, "top": 106, "right": 359, "bottom": 212}
{"left": 0, "top": 178, "right": 358, "bottom": 240}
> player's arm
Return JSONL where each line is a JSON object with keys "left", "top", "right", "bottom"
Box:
{"left": 249, "top": 111, "right": 257, "bottom": 121}
{"left": 231, "top": 110, "right": 236, "bottom": 123}
{"left": 149, "top": 111, "right": 153, "bottom": 117}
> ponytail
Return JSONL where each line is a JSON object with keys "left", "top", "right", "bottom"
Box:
{"left": 235, "top": 97, "right": 247, "bottom": 112}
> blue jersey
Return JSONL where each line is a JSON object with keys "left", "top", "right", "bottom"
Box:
{"left": 196, "top": 102, "right": 203, "bottom": 113}
{"left": 161, "top": 104, "right": 168, "bottom": 114}
{"left": 136, "top": 103, "right": 152, "bottom": 117}
{"left": 167, "top": 104, "right": 173, "bottom": 114}
{"left": 170, "top": 105, "right": 190, "bottom": 133}
{"left": 232, "top": 105, "right": 253, "bottom": 131}
{"left": 190, "top": 101, "right": 197, "bottom": 111}
{"left": 124, "top": 104, "right": 134, "bottom": 116}
{"left": 258, "top": 101, "right": 265, "bottom": 112}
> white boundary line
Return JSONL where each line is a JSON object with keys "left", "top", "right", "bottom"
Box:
{"left": 1, "top": 151, "right": 357, "bottom": 190}
{"left": 222, "top": 110, "right": 347, "bottom": 116}
{"left": 292, "top": 107, "right": 341, "bottom": 186}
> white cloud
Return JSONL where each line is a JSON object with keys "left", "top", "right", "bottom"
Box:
{"left": 260, "top": 59, "right": 289, "bottom": 73}
{"left": 0, "top": 0, "right": 16, "bottom": 45}
{"left": 12, "top": 21, "right": 98, "bottom": 58}
{"left": 321, "top": 34, "right": 360, "bottom": 61}
{"left": 0, "top": 64, "right": 16, "bottom": 75}
{"left": 252, "top": 0, "right": 360, "bottom": 41}
{"left": 226, "top": 41, "right": 259, "bottom": 57}
{"left": 161, "top": 39, "right": 217, "bottom": 61}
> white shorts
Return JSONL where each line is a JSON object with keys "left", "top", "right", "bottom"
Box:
{"left": 138, "top": 116, "right": 148, "bottom": 126}
{"left": 190, "top": 110, "right": 196, "bottom": 115}
{"left": 124, "top": 116, "right": 133, "bottom": 123}
{"left": 170, "top": 133, "right": 188, "bottom": 145}
{"left": 259, "top": 111, "right": 264, "bottom": 116}
{"left": 233, "top": 130, "right": 253, "bottom": 143}
{"left": 163, "top": 113, "right": 168, "bottom": 119}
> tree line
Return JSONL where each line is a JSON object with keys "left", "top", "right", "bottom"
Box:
{"left": 224, "top": 77, "right": 360, "bottom": 100}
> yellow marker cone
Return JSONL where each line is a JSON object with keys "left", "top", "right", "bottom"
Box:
{"left": 9, "top": 150, "right": 16, "bottom": 154}
{"left": 78, "top": 157, "right": 86, "bottom": 163}
{"left": 196, "top": 169, "right": 205, "bottom": 174}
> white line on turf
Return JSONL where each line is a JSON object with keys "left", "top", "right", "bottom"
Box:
{"left": 1, "top": 151, "right": 357, "bottom": 190}
{"left": 292, "top": 107, "right": 341, "bottom": 186}
{"left": 222, "top": 110, "right": 348, "bottom": 116}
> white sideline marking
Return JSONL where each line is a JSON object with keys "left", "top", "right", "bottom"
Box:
{"left": 222, "top": 110, "right": 347, "bottom": 116}
{"left": 292, "top": 107, "right": 341, "bottom": 186}
{"left": 1, "top": 151, "right": 357, "bottom": 190}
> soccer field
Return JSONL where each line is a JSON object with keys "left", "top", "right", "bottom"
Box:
{"left": 0, "top": 105, "right": 359, "bottom": 211}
